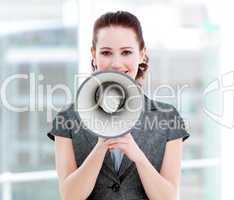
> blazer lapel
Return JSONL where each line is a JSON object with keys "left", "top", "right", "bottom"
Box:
{"left": 83, "top": 130, "right": 120, "bottom": 182}
{"left": 117, "top": 152, "right": 132, "bottom": 178}
{"left": 117, "top": 125, "right": 146, "bottom": 179}
{"left": 118, "top": 95, "right": 153, "bottom": 179}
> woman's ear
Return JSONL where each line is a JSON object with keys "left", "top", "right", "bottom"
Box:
{"left": 90, "top": 47, "right": 96, "bottom": 66}
{"left": 140, "top": 47, "right": 146, "bottom": 63}
{"left": 91, "top": 47, "right": 97, "bottom": 71}
{"left": 91, "top": 47, "right": 96, "bottom": 62}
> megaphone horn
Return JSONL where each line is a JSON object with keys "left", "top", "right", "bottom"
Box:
{"left": 75, "top": 70, "right": 144, "bottom": 138}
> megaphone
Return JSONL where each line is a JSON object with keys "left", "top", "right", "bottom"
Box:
{"left": 75, "top": 70, "right": 144, "bottom": 138}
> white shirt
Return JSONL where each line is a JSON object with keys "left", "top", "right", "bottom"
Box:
{"left": 110, "top": 148, "right": 124, "bottom": 172}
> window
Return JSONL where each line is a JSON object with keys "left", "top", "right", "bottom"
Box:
{"left": 1, "top": 1, "right": 232, "bottom": 200}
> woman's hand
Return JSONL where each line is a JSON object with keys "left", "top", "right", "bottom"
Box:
{"left": 107, "top": 133, "right": 145, "bottom": 163}
{"left": 95, "top": 137, "right": 110, "bottom": 153}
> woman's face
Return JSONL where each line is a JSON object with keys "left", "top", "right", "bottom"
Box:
{"left": 91, "top": 26, "right": 145, "bottom": 80}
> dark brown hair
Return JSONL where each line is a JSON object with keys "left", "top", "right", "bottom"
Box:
{"left": 91, "top": 11, "right": 149, "bottom": 81}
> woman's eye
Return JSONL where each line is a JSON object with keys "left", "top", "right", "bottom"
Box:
{"left": 122, "top": 50, "right": 132, "bottom": 56}
{"left": 101, "top": 51, "right": 112, "bottom": 56}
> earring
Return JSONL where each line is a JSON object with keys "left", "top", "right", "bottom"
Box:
{"left": 91, "top": 59, "right": 97, "bottom": 71}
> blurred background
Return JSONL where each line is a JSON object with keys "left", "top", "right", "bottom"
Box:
{"left": 0, "top": 0, "right": 233, "bottom": 200}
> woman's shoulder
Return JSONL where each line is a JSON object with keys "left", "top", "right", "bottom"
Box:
{"left": 57, "top": 102, "right": 77, "bottom": 118}
{"left": 144, "top": 94, "right": 177, "bottom": 116}
{"left": 47, "top": 102, "right": 79, "bottom": 141}
{"left": 144, "top": 94, "right": 190, "bottom": 142}
{"left": 53, "top": 102, "right": 80, "bottom": 125}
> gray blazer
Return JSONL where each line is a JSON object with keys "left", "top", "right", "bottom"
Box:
{"left": 47, "top": 95, "right": 190, "bottom": 200}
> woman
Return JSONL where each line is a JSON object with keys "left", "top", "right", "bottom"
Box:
{"left": 47, "top": 11, "right": 190, "bottom": 200}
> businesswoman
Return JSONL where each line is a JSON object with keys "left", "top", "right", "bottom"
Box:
{"left": 47, "top": 11, "right": 190, "bottom": 200}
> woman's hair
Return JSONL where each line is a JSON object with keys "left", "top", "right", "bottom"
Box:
{"left": 91, "top": 11, "right": 149, "bottom": 81}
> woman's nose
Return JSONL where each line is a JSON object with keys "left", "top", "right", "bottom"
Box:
{"left": 110, "top": 63, "right": 121, "bottom": 70}
{"left": 108, "top": 56, "right": 128, "bottom": 73}
{"left": 110, "top": 56, "right": 122, "bottom": 69}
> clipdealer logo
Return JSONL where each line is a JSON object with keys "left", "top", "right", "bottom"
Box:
{"left": 202, "top": 71, "right": 234, "bottom": 129}
{"left": 0, "top": 71, "right": 233, "bottom": 130}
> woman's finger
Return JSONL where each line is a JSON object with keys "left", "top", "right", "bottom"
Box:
{"left": 108, "top": 143, "right": 126, "bottom": 151}
{"left": 107, "top": 137, "right": 128, "bottom": 144}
